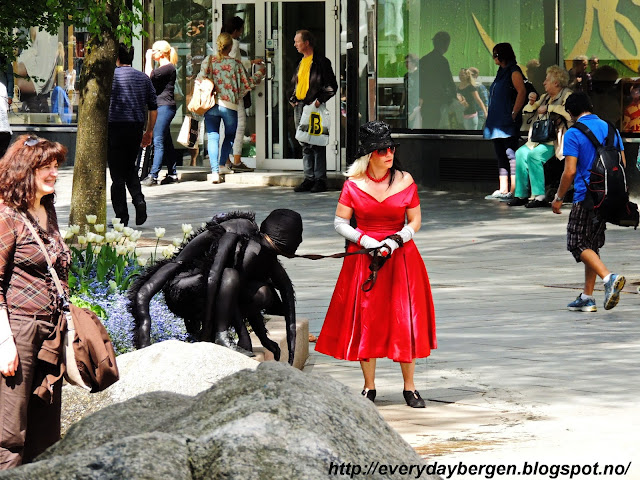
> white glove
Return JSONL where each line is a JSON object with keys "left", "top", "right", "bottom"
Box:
{"left": 397, "top": 225, "right": 415, "bottom": 244}
{"left": 358, "top": 235, "right": 384, "bottom": 251}
{"left": 380, "top": 237, "right": 399, "bottom": 257}
{"left": 334, "top": 216, "right": 361, "bottom": 244}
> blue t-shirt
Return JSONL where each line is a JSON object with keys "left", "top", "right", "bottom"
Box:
{"left": 563, "top": 114, "right": 624, "bottom": 203}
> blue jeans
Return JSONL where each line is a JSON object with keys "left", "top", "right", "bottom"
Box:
{"left": 204, "top": 105, "right": 238, "bottom": 173}
{"left": 150, "top": 105, "right": 177, "bottom": 178}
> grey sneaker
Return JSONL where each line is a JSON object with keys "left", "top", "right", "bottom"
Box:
{"left": 498, "top": 192, "right": 513, "bottom": 201}
{"left": 604, "top": 274, "right": 625, "bottom": 310}
{"left": 219, "top": 165, "right": 233, "bottom": 174}
{"left": 140, "top": 175, "right": 157, "bottom": 186}
{"left": 567, "top": 295, "right": 597, "bottom": 312}
{"left": 484, "top": 190, "right": 504, "bottom": 200}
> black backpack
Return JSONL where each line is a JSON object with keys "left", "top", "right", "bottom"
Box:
{"left": 571, "top": 121, "right": 639, "bottom": 229}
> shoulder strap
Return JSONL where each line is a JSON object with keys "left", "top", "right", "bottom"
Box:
{"left": 19, "top": 213, "right": 66, "bottom": 301}
{"left": 571, "top": 122, "right": 602, "bottom": 149}
{"left": 604, "top": 121, "right": 616, "bottom": 148}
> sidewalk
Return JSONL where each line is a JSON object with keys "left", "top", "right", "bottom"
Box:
{"left": 55, "top": 168, "right": 640, "bottom": 478}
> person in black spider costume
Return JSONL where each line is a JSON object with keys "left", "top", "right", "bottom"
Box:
{"left": 128, "top": 209, "right": 303, "bottom": 364}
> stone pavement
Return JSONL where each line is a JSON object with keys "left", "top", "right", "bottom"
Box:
{"left": 55, "top": 168, "right": 640, "bottom": 478}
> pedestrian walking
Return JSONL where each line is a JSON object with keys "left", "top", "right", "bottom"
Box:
{"left": 197, "top": 33, "right": 264, "bottom": 184}
{"left": 552, "top": 92, "right": 626, "bottom": 312}
{"left": 141, "top": 40, "right": 179, "bottom": 186}
{"left": 108, "top": 43, "right": 157, "bottom": 226}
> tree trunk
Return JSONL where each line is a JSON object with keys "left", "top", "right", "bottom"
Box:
{"left": 69, "top": 23, "right": 118, "bottom": 226}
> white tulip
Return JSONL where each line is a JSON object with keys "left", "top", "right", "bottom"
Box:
{"left": 59, "top": 229, "right": 68, "bottom": 240}
{"left": 172, "top": 238, "right": 182, "bottom": 247}
{"left": 129, "top": 230, "right": 142, "bottom": 242}
{"left": 69, "top": 224, "right": 80, "bottom": 234}
{"left": 123, "top": 227, "right": 134, "bottom": 237}
{"left": 115, "top": 245, "right": 128, "bottom": 256}
{"left": 94, "top": 235, "right": 105, "bottom": 244}
{"left": 86, "top": 232, "right": 97, "bottom": 243}
{"left": 111, "top": 218, "right": 121, "bottom": 226}
{"left": 181, "top": 224, "right": 193, "bottom": 235}
{"left": 137, "top": 257, "right": 148, "bottom": 267}
{"left": 154, "top": 227, "right": 166, "bottom": 239}
{"left": 113, "top": 232, "right": 123, "bottom": 242}
{"left": 105, "top": 232, "right": 117, "bottom": 243}
{"left": 94, "top": 224, "right": 105, "bottom": 233}
{"left": 77, "top": 235, "right": 87, "bottom": 245}
{"left": 92, "top": 245, "right": 102, "bottom": 254}
{"left": 114, "top": 223, "right": 124, "bottom": 232}
{"left": 162, "top": 245, "right": 175, "bottom": 258}
{"left": 86, "top": 215, "right": 97, "bottom": 224}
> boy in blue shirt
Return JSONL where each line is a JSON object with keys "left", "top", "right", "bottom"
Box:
{"left": 552, "top": 92, "right": 626, "bottom": 312}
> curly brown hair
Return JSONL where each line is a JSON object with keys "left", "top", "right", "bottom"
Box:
{"left": 0, "top": 135, "right": 67, "bottom": 225}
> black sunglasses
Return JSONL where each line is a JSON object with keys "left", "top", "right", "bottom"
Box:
{"left": 375, "top": 146, "right": 396, "bottom": 155}
{"left": 492, "top": 53, "right": 499, "bottom": 58}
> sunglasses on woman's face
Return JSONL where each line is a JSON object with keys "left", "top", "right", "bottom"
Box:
{"left": 492, "top": 53, "right": 499, "bottom": 58}
{"left": 375, "top": 146, "right": 395, "bottom": 155}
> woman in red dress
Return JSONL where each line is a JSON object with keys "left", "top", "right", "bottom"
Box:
{"left": 315, "top": 121, "right": 436, "bottom": 408}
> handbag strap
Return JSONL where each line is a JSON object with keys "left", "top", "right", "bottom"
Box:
{"left": 19, "top": 213, "right": 67, "bottom": 303}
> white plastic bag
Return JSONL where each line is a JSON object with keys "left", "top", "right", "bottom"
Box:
{"left": 295, "top": 103, "right": 330, "bottom": 146}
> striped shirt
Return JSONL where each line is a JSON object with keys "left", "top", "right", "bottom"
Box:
{"left": 109, "top": 66, "right": 157, "bottom": 124}
{"left": 0, "top": 204, "right": 70, "bottom": 315}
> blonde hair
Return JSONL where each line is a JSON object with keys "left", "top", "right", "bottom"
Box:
{"left": 217, "top": 33, "right": 233, "bottom": 57}
{"left": 344, "top": 153, "right": 371, "bottom": 177}
{"left": 153, "top": 40, "right": 178, "bottom": 65}
{"left": 546, "top": 64, "right": 569, "bottom": 88}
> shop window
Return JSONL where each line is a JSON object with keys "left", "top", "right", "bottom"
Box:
{"left": 560, "top": 0, "right": 640, "bottom": 134}
{"left": 8, "top": 25, "right": 80, "bottom": 125}
{"left": 375, "top": 0, "right": 551, "bottom": 132}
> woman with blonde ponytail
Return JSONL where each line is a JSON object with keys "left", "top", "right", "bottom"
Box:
{"left": 197, "top": 32, "right": 265, "bottom": 184}
{"left": 142, "top": 40, "right": 180, "bottom": 186}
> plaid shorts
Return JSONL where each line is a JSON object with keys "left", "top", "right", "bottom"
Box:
{"left": 567, "top": 201, "right": 606, "bottom": 262}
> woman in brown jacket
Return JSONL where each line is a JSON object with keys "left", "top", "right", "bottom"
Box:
{"left": 0, "top": 135, "right": 70, "bottom": 469}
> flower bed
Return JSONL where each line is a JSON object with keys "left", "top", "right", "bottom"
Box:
{"left": 62, "top": 217, "right": 196, "bottom": 354}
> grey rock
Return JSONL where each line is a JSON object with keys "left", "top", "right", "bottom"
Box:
{"left": 61, "top": 339, "right": 259, "bottom": 433}
{"left": 7, "top": 362, "right": 438, "bottom": 479}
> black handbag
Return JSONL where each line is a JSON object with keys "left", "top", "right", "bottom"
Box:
{"left": 530, "top": 116, "right": 556, "bottom": 143}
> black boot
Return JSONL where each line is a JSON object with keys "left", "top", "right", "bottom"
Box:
{"left": 134, "top": 200, "right": 147, "bottom": 226}
{"left": 403, "top": 389, "right": 426, "bottom": 408}
{"left": 214, "top": 332, "right": 256, "bottom": 357}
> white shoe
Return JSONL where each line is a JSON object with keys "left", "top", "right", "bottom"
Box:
{"left": 211, "top": 173, "right": 221, "bottom": 184}
{"left": 219, "top": 165, "right": 232, "bottom": 174}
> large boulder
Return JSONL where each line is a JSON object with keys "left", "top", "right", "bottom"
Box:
{"left": 61, "top": 339, "right": 259, "bottom": 433}
{"left": 7, "top": 362, "right": 437, "bottom": 479}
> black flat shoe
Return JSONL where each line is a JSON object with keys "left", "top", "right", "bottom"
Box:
{"left": 525, "top": 199, "right": 550, "bottom": 208}
{"left": 361, "top": 388, "right": 376, "bottom": 402}
{"left": 403, "top": 390, "right": 426, "bottom": 408}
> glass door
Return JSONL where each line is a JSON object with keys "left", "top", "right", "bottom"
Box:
{"left": 215, "top": 0, "right": 338, "bottom": 171}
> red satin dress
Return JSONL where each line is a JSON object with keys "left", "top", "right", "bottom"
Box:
{"left": 315, "top": 180, "right": 437, "bottom": 363}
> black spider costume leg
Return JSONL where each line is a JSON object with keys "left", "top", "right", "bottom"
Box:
{"left": 132, "top": 230, "right": 218, "bottom": 347}
{"left": 133, "top": 262, "right": 182, "bottom": 348}
{"left": 242, "top": 281, "right": 281, "bottom": 361}
{"left": 270, "top": 260, "right": 297, "bottom": 365}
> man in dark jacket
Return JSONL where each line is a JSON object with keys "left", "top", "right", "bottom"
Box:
{"left": 108, "top": 43, "right": 157, "bottom": 226}
{"left": 289, "top": 30, "right": 338, "bottom": 193}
